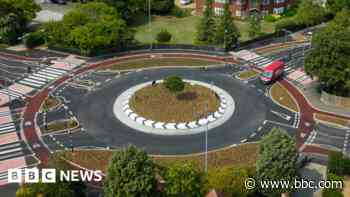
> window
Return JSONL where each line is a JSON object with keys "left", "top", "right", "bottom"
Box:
{"left": 215, "top": 7, "right": 225, "bottom": 16}
{"left": 273, "top": 7, "right": 284, "bottom": 14}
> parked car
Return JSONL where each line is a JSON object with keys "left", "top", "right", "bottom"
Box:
{"left": 260, "top": 60, "right": 285, "bottom": 84}
{"left": 51, "top": 0, "right": 66, "bottom": 5}
{"left": 180, "top": 0, "right": 192, "bottom": 5}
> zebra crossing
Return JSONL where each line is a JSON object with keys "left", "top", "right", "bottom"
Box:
{"left": 0, "top": 107, "right": 34, "bottom": 185}
{"left": 17, "top": 66, "right": 67, "bottom": 89}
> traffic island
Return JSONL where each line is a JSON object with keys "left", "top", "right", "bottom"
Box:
{"left": 41, "top": 118, "right": 80, "bottom": 135}
{"left": 237, "top": 70, "right": 259, "bottom": 81}
{"left": 40, "top": 96, "right": 63, "bottom": 112}
{"left": 270, "top": 83, "right": 299, "bottom": 112}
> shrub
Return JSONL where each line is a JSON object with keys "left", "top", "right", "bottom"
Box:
{"left": 24, "top": 32, "right": 45, "bottom": 49}
{"left": 156, "top": 29, "right": 172, "bottom": 43}
{"left": 323, "top": 173, "right": 344, "bottom": 197}
{"left": 328, "top": 152, "right": 350, "bottom": 176}
{"left": 164, "top": 76, "right": 185, "bottom": 93}
{"left": 275, "top": 17, "right": 305, "bottom": 32}
{"left": 171, "top": 6, "right": 191, "bottom": 18}
{"left": 264, "top": 15, "right": 278, "bottom": 23}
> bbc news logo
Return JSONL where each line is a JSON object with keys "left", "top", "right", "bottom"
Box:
{"left": 8, "top": 168, "right": 103, "bottom": 183}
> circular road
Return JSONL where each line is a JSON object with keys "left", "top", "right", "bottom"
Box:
{"left": 75, "top": 68, "right": 268, "bottom": 154}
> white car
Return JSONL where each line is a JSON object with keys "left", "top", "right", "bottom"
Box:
{"left": 180, "top": 0, "right": 192, "bottom": 5}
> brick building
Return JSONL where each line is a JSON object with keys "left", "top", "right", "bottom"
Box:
{"left": 195, "top": 0, "right": 295, "bottom": 18}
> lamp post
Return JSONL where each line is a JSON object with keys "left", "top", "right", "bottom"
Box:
{"left": 149, "top": 0, "right": 152, "bottom": 51}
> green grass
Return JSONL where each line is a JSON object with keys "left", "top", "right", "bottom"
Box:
{"left": 134, "top": 15, "right": 277, "bottom": 44}
{"left": 0, "top": 43, "right": 9, "bottom": 49}
{"left": 102, "top": 58, "right": 223, "bottom": 70}
{"left": 134, "top": 15, "right": 200, "bottom": 44}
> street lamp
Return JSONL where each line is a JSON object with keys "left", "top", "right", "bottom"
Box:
{"left": 148, "top": 0, "right": 152, "bottom": 52}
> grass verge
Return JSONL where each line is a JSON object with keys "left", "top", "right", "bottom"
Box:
{"left": 270, "top": 83, "right": 299, "bottom": 112}
{"left": 102, "top": 58, "right": 223, "bottom": 71}
{"left": 59, "top": 143, "right": 259, "bottom": 172}
{"left": 42, "top": 119, "right": 79, "bottom": 134}
{"left": 238, "top": 70, "right": 258, "bottom": 80}
{"left": 314, "top": 113, "right": 350, "bottom": 128}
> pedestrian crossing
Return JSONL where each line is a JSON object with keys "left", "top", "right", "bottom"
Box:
{"left": 17, "top": 67, "right": 67, "bottom": 89}
{"left": 0, "top": 106, "right": 32, "bottom": 185}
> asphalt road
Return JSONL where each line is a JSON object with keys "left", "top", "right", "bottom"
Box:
{"left": 43, "top": 67, "right": 298, "bottom": 155}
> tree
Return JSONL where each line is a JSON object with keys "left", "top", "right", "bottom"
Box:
{"left": 0, "top": 0, "right": 40, "bottom": 44}
{"left": 326, "top": 0, "right": 350, "bottom": 15}
{"left": 304, "top": 11, "right": 350, "bottom": 96}
{"left": 215, "top": 2, "right": 240, "bottom": 50}
{"left": 163, "top": 162, "right": 204, "bottom": 197}
{"left": 164, "top": 76, "right": 185, "bottom": 93}
{"left": 152, "top": 0, "right": 175, "bottom": 14}
{"left": 256, "top": 127, "right": 298, "bottom": 195}
{"left": 16, "top": 181, "right": 86, "bottom": 197}
{"left": 295, "top": 0, "right": 326, "bottom": 26}
{"left": 99, "top": 0, "right": 146, "bottom": 23}
{"left": 104, "top": 145, "right": 158, "bottom": 197}
{"left": 206, "top": 166, "right": 252, "bottom": 197}
{"left": 196, "top": 0, "right": 216, "bottom": 43}
{"left": 248, "top": 12, "right": 262, "bottom": 38}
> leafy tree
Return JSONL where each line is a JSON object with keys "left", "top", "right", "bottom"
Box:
{"left": 295, "top": 0, "right": 326, "bottom": 26}
{"left": 156, "top": 29, "right": 172, "bottom": 43}
{"left": 152, "top": 0, "right": 175, "bottom": 14}
{"left": 164, "top": 76, "right": 185, "bottom": 93}
{"left": 163, "top": 162, "right": 204, "bottom": 197}
{"left": 326, "top": 0, "right": 350, "bottom": 15}
{"left": 322, "top": 173, "right": 344, "bottom": 197}
{"left": 197, "top": 0, "right": 216, "bottom": 43}
{"left": 43, "top": 2, "right": 134, "bottom": 56}
{"left": 98, "top": 0, "right": 146, "bottom": 23}
{"left": 304, "top": 11, "right": 350, "bottom": 96}
{"left": 256, "top": 127, "right": 299, "bottom": 195}
{"left": 206, "top": 166, "right": 252, "bottom": 197}
{"left": 16, "top": 181, "right": 86, "bottom": 197}
{"left": 104, "top": 145, "right": 158, "bottom": 197}
{"left": 24, "top": 32, "right": 45, "bottom": 49}
{"left": 248, "top": 12, "right": 262, "bottom": 38}
{"left": 214, "top": 2, "right": 240, "bottom": 50}
{"left": 0, "top": 0, "right": 40, "bottom": 44}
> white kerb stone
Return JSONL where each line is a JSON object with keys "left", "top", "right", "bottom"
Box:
{"left": 165, "top": 123, "right": 177, "bottom": 130}
{"left": 188, "top": 121, "right": 199, "bottom": 128}
{"left": 144, "top": 120, "right": 155, "bottom": 127}
{"left": 136, "top": 117, "right": 146, "bottom": 124}
{"left": 198, "top": 118, "right": 209, "bottom": 126}
{"left": 154, "top": 122, "right": 165, "bottom": 129}
{"left": 129, "top": 113, "right": 138, "bottom": 121}
{"left": 177, "top": 123, "right": 188, "bottom": 130}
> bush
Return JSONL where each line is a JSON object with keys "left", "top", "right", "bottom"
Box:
{"left": 171, "top": 6, "right": 191, "bottom": 18}
{"left": 323, "top": 173, "right": 344, "bottom": 197}
{"left": 156, "top": 29, "right": 172, "bottom": 43}
{"left": 275, "top": 17, "right": 305, "bottom": 32}
{"left": 264, "top": 14, "right": 278, "bottom": 23}
{"left": 328, "top": 152, "right": 350, "bottom": 176}
{"left": 164, "top": 76, "right": 185, "bottom": 93}
{"left": 24, "top": 32, "right": 45, "bottom": 49}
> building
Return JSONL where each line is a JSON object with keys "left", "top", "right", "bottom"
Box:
{"left": 195, "top": 0, "right": 295, "bottom": 18}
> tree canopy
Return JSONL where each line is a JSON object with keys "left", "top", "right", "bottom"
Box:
{"left": 304, "top": 10, "right": 350, "bottom": 96}
{"left": 196, "top": 0, "right": 216, "bottom": 43}
{"left": 295, "top": 0, "right": 327, "bottom": 26}
{"left": 326, "top": 0, "right": 350, "bottom": 15}
{"left": 256, "top": 127, "right": 299, "bottom": 194}
{"left": 42, "top": 2, "right": 134, "bottom": 56}
{"left": 16, "top": 181, "right": 86, "bottom": 197}
{"left": 215, "top": 2, "right": 240, "bottom": 50}
{"left": 0, "top": 0, "right": 40, "bottom": 44}
{"left": 163, "top": 162, "right": 204, "bottom": 197}
{"left": 206, "top": 166, "right": 252, "bottom": 197}
{"left": 103, "top": 145, "right": 158, "bottom": 197}
{"left": 248, "top": 11, "right": 262, "bottom": 38}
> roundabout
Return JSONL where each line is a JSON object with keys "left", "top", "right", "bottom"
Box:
{"left": 114, "top": 79, "right": 235, "bottom": 135}
{"left": 47, "top": 67, "right": 295, "bottom": 155}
